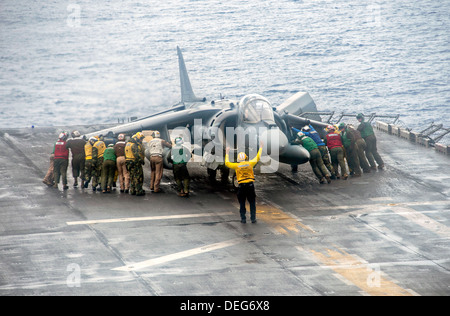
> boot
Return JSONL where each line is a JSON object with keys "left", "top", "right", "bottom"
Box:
{"left": 43, "top": 180, "right": 53, "bottom": 187}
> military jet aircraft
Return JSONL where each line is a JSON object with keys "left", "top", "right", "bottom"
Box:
{"left": 86, "top": 46, "right": 330, "bottom": 170}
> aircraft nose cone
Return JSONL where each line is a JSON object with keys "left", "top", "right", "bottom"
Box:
{"left": 261, "top": 128, "right": 288, "bottom": 157}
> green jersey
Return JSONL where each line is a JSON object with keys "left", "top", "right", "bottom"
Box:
{"left": 103, "top": 147, "right": 116, "bottom": 162}
{"left": 357, "top": 121, "right": 374, "bottom": 138}
{"left": 299, "top": 136, "right": 318, "bottom": 152}
{"left": 171, "top": 145, "right": 191, "bottom": 164}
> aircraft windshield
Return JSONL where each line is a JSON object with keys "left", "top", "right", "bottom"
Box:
{"left": 240, "top": 95, "right": 274, "bottom": 123}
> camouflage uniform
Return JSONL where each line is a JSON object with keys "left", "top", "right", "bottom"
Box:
{"left": 125, "top": 138, "right": 145, "bottom": 196}
{"left": 92, "top": 140, "right": 106, "bottom": 189}
{"left": 84, "top": 159, "right": 94, "bottom": 185}
{"left": 83, "top": 138, "right": 99, "bottom": 189}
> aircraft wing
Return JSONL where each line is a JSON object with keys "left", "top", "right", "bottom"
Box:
{"left": 85, "top": 106, "right": 222, "bottom": 141}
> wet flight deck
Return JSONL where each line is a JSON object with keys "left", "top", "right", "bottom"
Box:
{"left": 0, "top": 126, "right": 449, "bottom": 296}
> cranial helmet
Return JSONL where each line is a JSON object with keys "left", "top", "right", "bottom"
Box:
{"left": 72, "top": 130, "right": 80, "bottom": 138}
{"left": 134, "top": 132, "right": 145, "bottom": 142}
{"left": 237, "top": 152, "right": 248, "bottom": 162}
{"left": 175, "top": 137, "right": 183, "bottom": 145}
{"left": 59, "top": 132, "right": 68, "bottom": 141}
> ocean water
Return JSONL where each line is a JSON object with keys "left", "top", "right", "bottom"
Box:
{"left": 1, "top": 0, "right": 449, "bottom": 139}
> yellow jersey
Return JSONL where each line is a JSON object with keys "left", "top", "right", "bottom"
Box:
{"left": 84, "top": 143, "right": 93, "bottom": 160}
{"left": 125, "top": 142, "right": 143, "bottom": 161}
{"left": 225, "top": 147, "right": 262, "bottom": 184}
{"left": 93, "top": 140, "right": 106, "bottom": 158}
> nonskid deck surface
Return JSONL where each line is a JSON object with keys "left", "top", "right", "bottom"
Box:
{"left": 0, "top": 127, "right": 449, "bottom": 296}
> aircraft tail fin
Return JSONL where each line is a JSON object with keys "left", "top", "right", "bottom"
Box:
{"left": 177, "top": 46, "right": 204, "bottom": 103}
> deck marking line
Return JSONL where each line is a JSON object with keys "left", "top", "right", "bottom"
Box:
{"left": 390, "top": 206, "right": 450, "bottom": 238}
{"left": 296, "top": 199, "right": 450, "bottom": 212}
{"left": 112, "top": 238, "right": 242, "bottom": 271}
{"left": 308, "top": 247, "right": 415, "bottom": 296}
{"left": 66, "top": 212, "right": 233, "bottom": 226}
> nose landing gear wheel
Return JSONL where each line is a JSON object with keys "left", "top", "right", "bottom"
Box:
{"left": 231, "top": 173, "right": 239, "bottom": 192}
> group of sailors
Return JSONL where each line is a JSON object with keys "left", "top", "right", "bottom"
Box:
{"left": 42, "top": 131, "right": 192, "bottom": 197}
{"left": 42, "top": 113, "right": 384, "bottom": 224}
{"left": 291, "top": 113, "right": 385, "bottom": 184}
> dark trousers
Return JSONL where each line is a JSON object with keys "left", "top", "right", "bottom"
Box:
{"left": 71, "top": 153, "right": 85, "bottom": 179}
{"left": 237, "top": 183, "right": 256, "bottom": 221}
{"left": 101, "top": 160, "right": 116, "bottom": 191}
{"left": 364, "top": 134, "right": 384, "bottom": 168}
{"left": 54, "top": 158, "right": 68, "bottom": 186}
{"left": 173, "top": 163, "right": 190, "bottom": 193}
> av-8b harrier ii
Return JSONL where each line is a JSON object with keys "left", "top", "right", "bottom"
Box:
{"left": 88, "top": 47, "right": 330, "bottom": 170}
{"left": 2, "top": 48, "right": 450, "bottom": 297}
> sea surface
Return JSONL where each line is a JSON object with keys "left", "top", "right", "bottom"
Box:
{"left": 1, "top": 0, "right": 449, "bottom": 140}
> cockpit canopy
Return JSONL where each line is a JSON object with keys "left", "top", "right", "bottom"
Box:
{"left": 238, "top": 94, "right": 274, "bottom": 124}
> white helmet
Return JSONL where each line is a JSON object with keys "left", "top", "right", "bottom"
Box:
{"left": 175, "top": 137, "right": 183, "bottom": 145}
{"left": 71, "top": 130, "right": 81, "bottom": 138}
{"left": 59, "top": 131, "right": 68, "bottom": 140}
{"left": 237, "top": 152, "right": 248, "bottom": 162}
